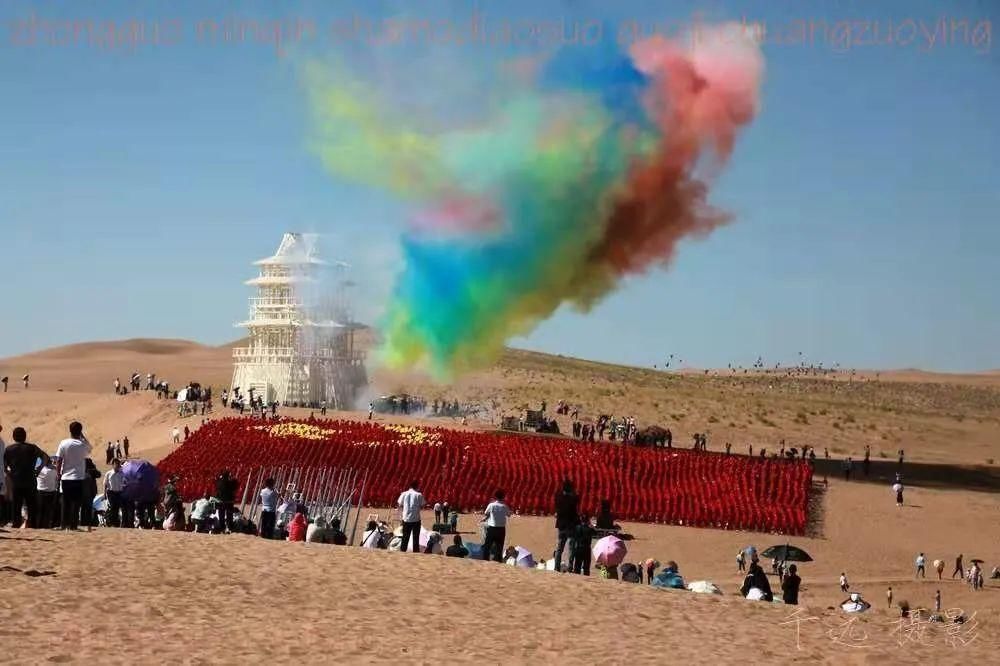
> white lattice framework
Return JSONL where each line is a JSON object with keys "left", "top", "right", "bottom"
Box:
{"left": 231, "top": 233, "right": 367, "bottom": 408}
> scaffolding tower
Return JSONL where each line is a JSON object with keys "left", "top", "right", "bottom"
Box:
{"left": 231, "top": 233, "right": 367, "bottom": 409}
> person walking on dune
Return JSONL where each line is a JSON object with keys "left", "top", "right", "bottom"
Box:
{"left": 953, "top": 554, "right": 964, "bottom": 579}
{"left": 915, "top": 552, "right": 926, "bottom": 578}
{"left": 397, "top": 480, "right": 425, "bottom": 553}
{"left": 887, "top": 586, "right": 893, "bottom": 608}
{"left": 171, "top": 426, "right": 180, "bottom": 444}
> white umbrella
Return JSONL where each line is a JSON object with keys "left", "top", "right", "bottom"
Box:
{"left": 746, "top": 587, "right": 767, "bottom": 601}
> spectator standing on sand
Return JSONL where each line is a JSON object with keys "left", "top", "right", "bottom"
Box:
{"left": 172, "top": 426, "right": 180, "bottom": 444}
{"left": 368, "top": 402, "right": 374, "bottom": 420}
{"left": 887, "top": 586, "right": 893, "bottom": 608}
{"left": 103, "top": 459, "right": 126, "bottom": 527}
{"left": 36, "top": 457, "right": 60, "bottom": 528}
{"left": 105, "top": 442, "right": 113, "bottom": 466}
{"left": 4, "top": 426, "right": 50, "bottom": 528}
{"left": 114, "top": 377, "right": 120, "bottom": 394}
{"left": 56, "top": 421, "right": 91, "bottom": 531}
{"left": 863, "top": 445, "right": 871, "bottom": 477}
{"left": 554, "top": 479, "right": 580, "bottom": 573}
{"left": 481, "top": 489, "right": 510, "bottom": 563}
{"left": 915, "top": 553, "right": 926, "bottom": 578}
{"left": 183, "top": 425, "right": 190, "bottom": 441}
{"left": 840, "top": 572, "right": 850, "bottom": 593}
{"left": 571, "top": 514, "right": 595, "bottom": 576}
{"left": 215, "top": 470, "right": 238, "bottom": 533}
{"left": 433, "top": 502, "right": 443, "bottom": 525}
{"left": 934, "top": 589, "right": 941, "bottom": 613}
{"left": 1, "top": 376, "right": 7, "bottom": 392}
{"left": 23, "top": 373, "right": 29, "bottom": 389}
{"left": 781, "top": 564, "right": 802, "bottom": 605}
{"left": 397, "top": 480, "right": 425, "bottom": 553}
{"left": 122, "top": 436, "right": 129, "bottom": 459}
{"left": 258, "top": 478, "right": 278, "bottom": 539}
{"left": 953, "top": 554, "right": 964, "bottom": 579}
{"left": 736, "top": 549, "right": 746, "bottom": 572}
{"left": 894, "top": 480, "right": 904, "bottom": 506}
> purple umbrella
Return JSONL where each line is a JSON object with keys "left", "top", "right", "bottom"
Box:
{"left": 121, "top": 459, "right": 160, "bottom": 504}
{"left": 593, "top": 535, "right": 628, "bottom": 567}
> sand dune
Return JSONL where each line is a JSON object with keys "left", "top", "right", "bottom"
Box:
{"left": 1, "top": 338, "right": 998, "bottom": 663}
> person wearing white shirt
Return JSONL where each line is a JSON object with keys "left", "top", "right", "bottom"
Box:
{"left": 258, "top": 477, "right": 279, "bottom": 539}
{"left": 915, "top": 553, "right": 926, "bottom": 578}
{"left": 103, "top": 459, "right": 127, "bottom": 527}
{"left": 481, "top": 490, "right": 511, "bottom": 562}
{"left": 396, "top": 480, "right": 425, "bottom": 553}
{"left": 36, "top": 459, "right": 60, "bottom": 528}
{"left": 55, "top": 421, "right": 92, "bottom": 530}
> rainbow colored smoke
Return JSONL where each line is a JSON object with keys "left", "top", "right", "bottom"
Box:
{"left": 307, "top": 25, "right": 763, "bottom": 379}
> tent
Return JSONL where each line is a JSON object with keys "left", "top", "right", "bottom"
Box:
{"left": 121, "top": 460, "right": 160, "bottom": 504}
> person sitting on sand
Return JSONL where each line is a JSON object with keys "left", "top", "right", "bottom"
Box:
{"left": 841, "top": 592, "right": 870, "bottom": 613}
{"left": 651, "top": 561, "right": 685, "bottom": 590}
{"left": 287, "top": 512, "right": 307, "bottom": 542}
{"left": 190, "top": 493, "right": 215, "bottom": 533}
{"left": 306, "top": 516, "right": 330, "bottom": 544}
{"left": 328, "top": 517, "right": 348, "bottom": 546}
{"left": 445, "top": 534, "right": 469, "bottom": 558}
{"left": 595, "top": 499, "right": 619, "bottom": 531}
{"left": 361, "top": 520, "right": 385, "bottom": 549}
{"left": 163, "top": 504, "right": 185, "bottom": 532}
{"left": 741, "top": 562, "right": 773, "bottom": 601}
{"left": 990, "top": 566, "right": 1000, "bottom": 580}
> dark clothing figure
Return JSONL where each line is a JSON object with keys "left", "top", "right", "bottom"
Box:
{"left": 215, "top": 472, "right": 238, "bottom": 532}
{"left": 400, "top": 521, "right": 420, "bottom": 552}
{"left": 80, "top": 459, "right": 100, "bottom": 527}
{"left": 741, "top": 563, "right": 774, "bottom": 602}
{"left": 554, "top": 486, "right": 580, "bottom": 572}
{"left": 60, "top": 479, "right": 84, "bottom": 530}
{"left": 571, "top": 521, "right": 594, "bottom": 575}
{"left": 782, "top": 573, "right": 802, "bottom": 605}
{"left": 259, "top": 510, "right": 276, "bottom": 539}
{"left": 482, "top": 526, "right": 506, "bottom": 563}
{"left": 5, "top": 439, "right": 47, "bottom": 528}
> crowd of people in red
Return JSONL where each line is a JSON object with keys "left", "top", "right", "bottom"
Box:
{"left": 158, "top": 417, "right": 813, "bottom": 534}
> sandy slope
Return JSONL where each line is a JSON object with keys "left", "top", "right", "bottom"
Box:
{"left": 1, "top": 338, "right": 998, "bottom": 663}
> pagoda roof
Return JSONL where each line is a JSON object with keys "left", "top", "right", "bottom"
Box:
{"left": 254, "top": 232, "right": 328, "bottom": 266}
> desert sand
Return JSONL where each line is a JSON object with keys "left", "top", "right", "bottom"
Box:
{"left": 1, "top": 339, "right": 999, "bottom": 663}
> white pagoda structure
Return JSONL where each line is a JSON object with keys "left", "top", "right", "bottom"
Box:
{"left": 231, "top": 233, "right": 367, "bottom": 409}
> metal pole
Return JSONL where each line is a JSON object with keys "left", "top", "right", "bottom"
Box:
{"left": 349, "top": 468, "right": 369, "bottom": 545}
{"left": 235, "top": 466, "right": 247, "bottom": 511}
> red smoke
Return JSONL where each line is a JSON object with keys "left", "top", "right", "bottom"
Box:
{"left": 588, "top": 29, "right": 762, "bottom": 277}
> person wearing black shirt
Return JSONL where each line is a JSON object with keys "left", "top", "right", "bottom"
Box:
{"left": 215, "top": 470, "right": 238, "bottom": 533}
{"left": 3, "top": 427, "right": 49, "bottom": 528}
{"left": 570, "top": 515, "right": 594, "bottom": 576}
{"left": 782, "top": 564, "right": 802, "bottom": 605}
{"left": 445, "top": 534, "right": 469, "bottom": 558}
{"left": 553, "top": 479, "right": 579, "bottom": 573}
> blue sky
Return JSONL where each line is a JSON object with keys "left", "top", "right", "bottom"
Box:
{"left": 1, "top": 0, "right": 997, "bottom": 372}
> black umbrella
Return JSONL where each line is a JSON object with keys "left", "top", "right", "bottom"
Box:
{"left": 970, "top": 559, "right": 985, "bottom": 564}
{"left": 760, "top": 544, "right": 813, "bottom": 562}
